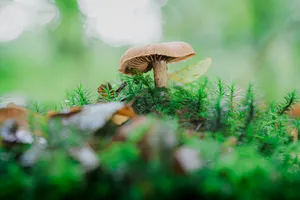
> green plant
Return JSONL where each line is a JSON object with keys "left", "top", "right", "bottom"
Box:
{"left": 63, "top": 83, "right": 93, "bottom": 108}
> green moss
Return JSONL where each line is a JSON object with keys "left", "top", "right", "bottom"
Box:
{"left": 1, "top": 74, "right": 300, "bottom": 199}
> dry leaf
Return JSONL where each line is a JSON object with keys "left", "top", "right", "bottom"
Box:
{"left": 0, "top": 105, "right": 46, "bottom": 139}
{"left": 0, "top": 105, "right": 28, "bottom": 127}
{"left": 47, "top": 102, "right": 136, "bottom": 133}
{"left": 168, "top": 57, "right": 212, "bottom": 84}
{"left": 111, "top": 104, "right": 137, "bottom": 125}
{"left": 48, "top": 102, "right": 125, "bottom": 133}
{"left": 111, "top": 115, "right": 130, "bottom": 125}
{"left": 47, "top": 106, "right": 82, "bottom": 118}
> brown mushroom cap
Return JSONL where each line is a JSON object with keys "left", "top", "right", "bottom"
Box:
{"left": 119, "top": 41, "right": 196, "bottom": 75}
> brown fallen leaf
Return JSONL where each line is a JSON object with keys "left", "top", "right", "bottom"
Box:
{"left": 111, "top": 104, "right": 137, "bottom": 125}
{"left": 111, "top": 115, "right": 130, "bottom": 126}
{"left": 115, "top": 104, "right": 136, "bottom": 118}
{"left": 0, "top": 105, "right": 28, "bottom": 127}
{"left": 0, "top": 104, "right": 46, "bottom": 139}
{"left": 47, "top": 102, "right": 126, "bottom": 133}
{"left": 47, "top": 102, "right": 137, "bottom": 131}
{"left": 47, "top": 106, "right": 82, "bottom": 118}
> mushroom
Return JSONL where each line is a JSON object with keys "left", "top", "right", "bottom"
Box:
{"left": 119, "top": 41, "right": 196, "bottom": 88}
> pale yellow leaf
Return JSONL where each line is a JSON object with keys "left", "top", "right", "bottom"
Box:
{"left": 168, "top": 57, "right": 212, "bottom": 84}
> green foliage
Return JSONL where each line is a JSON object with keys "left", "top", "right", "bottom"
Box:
{"left": 63, "top": 83, "right": 93, "bottom": 108}
{"left": 276, "top": 90, "right": 298, "bottom": 115}
{"left": 26, "top": 101, "right": 49, "bottom": 115}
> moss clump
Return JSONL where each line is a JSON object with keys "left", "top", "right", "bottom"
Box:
{"left": 1, "top": 74, "right": 300, "bottom": 200}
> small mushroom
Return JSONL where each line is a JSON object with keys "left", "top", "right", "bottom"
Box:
{"left": 119, "top": 41, "right": 196, "bottom": 88}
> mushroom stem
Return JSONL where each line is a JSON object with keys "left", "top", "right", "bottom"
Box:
{"left": 152, "top": 60, "right": 168, "bottom": 88}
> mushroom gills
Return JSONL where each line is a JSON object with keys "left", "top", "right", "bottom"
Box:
{"left": 126, "top": 55, "right": 173, "bottom": 74}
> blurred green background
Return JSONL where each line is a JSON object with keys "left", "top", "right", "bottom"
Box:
{"left": 0, "top": 0, "right": 299, "bottom": 103}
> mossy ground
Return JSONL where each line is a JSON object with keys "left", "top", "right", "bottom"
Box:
{"left": 1, "top": 74, "right": 300, "bottom": 200}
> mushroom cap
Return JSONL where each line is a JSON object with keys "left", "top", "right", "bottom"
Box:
{"left": 119, "top": 41, "right": 196, "bottom": 75}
